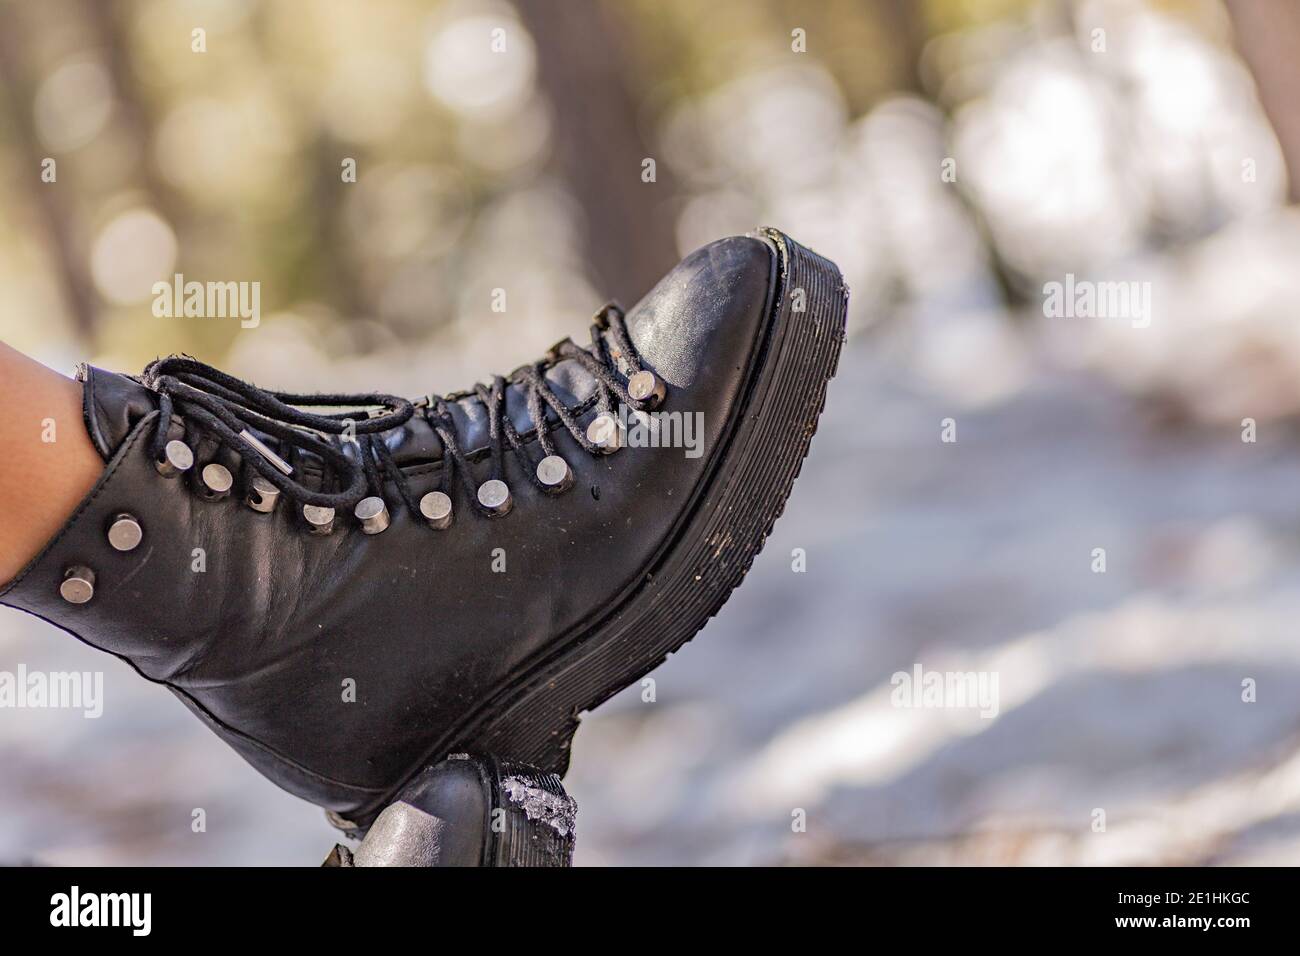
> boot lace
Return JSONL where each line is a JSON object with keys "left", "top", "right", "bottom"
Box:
{"left": 140, "top": 304, "right": 655, "bottom": 525}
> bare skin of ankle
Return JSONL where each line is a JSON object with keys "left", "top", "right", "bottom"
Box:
{"left": 0, "top": 341, "right": 104, "bottom": 586}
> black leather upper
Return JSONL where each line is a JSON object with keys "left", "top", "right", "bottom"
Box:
{"left": 0, "top": 234, "right": 778, "bottom": 819}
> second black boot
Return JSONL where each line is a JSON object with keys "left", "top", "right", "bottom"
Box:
{"left": 0, "top": 228, "right": 847, "bottom": 832}
{"left": 323, "top": 754, "right": 576, "bottom": 867}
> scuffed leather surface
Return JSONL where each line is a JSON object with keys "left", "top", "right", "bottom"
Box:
{"left": 0, "top": 235, "right": 777, "bottom": 816}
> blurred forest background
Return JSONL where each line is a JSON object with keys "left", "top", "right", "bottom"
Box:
{"left": 5, "top": 0, "right": 1300, "bottom": 865}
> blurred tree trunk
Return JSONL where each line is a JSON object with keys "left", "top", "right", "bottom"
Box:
{"left": 1226, "top": 0, "right": 1300, "bottom": 203}
{"left": 0, "top": 6, "right": 98, "bottom": 338}
{"left": 85, "top": 0, "right": 184, "bottom": 228}
{"left": 516, "top": 0, "right": 678, "bottom": 301}
{"left": 876, "top": 0, "right": 927, "bottom": 93}
{"left": 309, "top": 132, "right": 366, "bottom": 320}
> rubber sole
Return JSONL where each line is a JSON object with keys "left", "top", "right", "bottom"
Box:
{"left": 485, "top": 757, "right": 577, "bottom": 867}
{"left": 344, "top": 230, "right": 847, "bottom": 831}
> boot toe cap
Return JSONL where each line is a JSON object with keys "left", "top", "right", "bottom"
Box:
{"left": 625, "top": 233, "right": 777, "bottom": 393}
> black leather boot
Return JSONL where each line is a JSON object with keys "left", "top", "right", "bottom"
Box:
{"left": 0, "top": 228, "right": 846, "bottom": 832}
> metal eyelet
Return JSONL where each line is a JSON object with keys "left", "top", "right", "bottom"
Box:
{"left": 303, "top": 504, "right": 336, "bottom": 535}
{"left": 155, "top": 440, "right": 194, "bottom": 478}
{"left": 419, "top": 491, "right": 453, "bottom": 530}
{"left": 627, "top": 370, "right": 666, "bottom": 409}
{"left": 586, "top": 413, "right": 623, "bottom": 454}
{"left": 477, "top": 479, "right": 513, "bottom": 516}
{"left": 246, "top": 475, "right": 280, "bottom": 513}
{"left": 536, "top": 455, "right": 573, "bottom": 494}
{"left": 355, "top": 496, "right": 391, "bottom": 534}
{"left": 60, "top": 566, "right": 95, "bottom": 604}
{"left": 106, "top": 514, "right": 143, "bottom": 551}
{"left": 199, "top": 463, "right": 234, "bottom": 500}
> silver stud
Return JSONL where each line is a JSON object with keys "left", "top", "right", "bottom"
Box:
{"left": 536, "top": 455, "right": 573, "bottom": 494}
{"left": 477, "top": 479, "right": 513, "bottom": 516}
{"left": 155, "top": 439, "right": 194, "bottom": 478}
{"left": 354, "top": 496, "right": 391, "bottom": 535}
{"left": 419, "top": 491, "right": 454, "bottom": 530}
{"left": 627, "top": 370, "right": 666, "bottom": 409}
{"left": 59, "top": 566, "right": 95, "bottom": 605}
{"left": 246, "top": 474, "right": 280, "bottom": 513}
{"left": 200, "top": 463, "right": 234, "bottom": 499}
{"left": 586, "top": 413, "right": 624, "bottom": 454}
{"left": 303, "top": 504, "right": 335, "bottom": 535}
{"left": 106, "top": 513, "right": 143, "bottom": 552}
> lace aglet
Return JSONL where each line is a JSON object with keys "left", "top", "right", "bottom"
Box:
{"left": 240, "top": 428, "right": 294, "bottom": 476}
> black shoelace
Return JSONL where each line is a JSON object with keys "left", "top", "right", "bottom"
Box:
{"left": 140, "top": 303, "right": 653, "bottom": 523}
